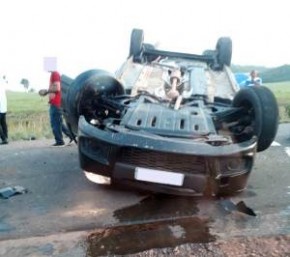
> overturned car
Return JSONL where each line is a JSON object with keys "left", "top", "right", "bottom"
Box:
{"left": 61, "top": 29, "right": 278, "bottom": 196}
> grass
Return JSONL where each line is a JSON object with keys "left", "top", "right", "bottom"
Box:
{"left": 7, "top": 91, "right": 49, "bottom": 114}
{"left": 264, "top": 81, "right": 290, "bottom": 122}
{"left": 5, "top": 82, "right": 290, "bottom": 141}
{"left": 6, "top": 91, "right": 52, "bottom": 141}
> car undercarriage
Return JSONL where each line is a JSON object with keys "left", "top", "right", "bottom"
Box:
{"left": 61, "top": 28, "right": 278, "bottom": 196}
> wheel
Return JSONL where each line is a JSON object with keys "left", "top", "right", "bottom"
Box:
{"left": 232, "top": 86, "right": 278, "bottom": 152}
{"left": 77, "top": 71, "right": 125, "bottom": 122}
{"left": 66, "top": 70, "right": 124, "bottom": 134}
{"left": 64, "top": 70, "right": 101, "bottom": 134}
{"left": 129, "top": 28, "right": 144, "bottom": 62}
{"left": 216, "top": 37, "right": 232, "bottom": 68}
{"left": 250, "top": 86, "right": 279, "bottom": 151}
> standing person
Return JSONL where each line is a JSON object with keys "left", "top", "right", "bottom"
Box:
{"left": 244, "top": 70, "right": 262, "bottom": 86}
{"left": 0, "top": 75, "right": 8, "bottom": 145}
{"left": 39, "top": 70, "right": 73, "bottom": 147}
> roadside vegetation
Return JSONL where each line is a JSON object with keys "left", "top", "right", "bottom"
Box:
{"left": 6, "top": 81, "right": 290, "bottom": 141}
{"left": 6, "top": 91, "right": 52, "bottom": 141}
{"left": 232, "top": 64, "right": 290, "bottom": 83}
{"left": 265, "top": 81, "right": 290, "bottom": 122}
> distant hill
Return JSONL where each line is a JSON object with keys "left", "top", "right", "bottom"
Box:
{"left": 231, "top": 64, "right": 290, "bottom": 83}
{"left": 259, "top": 65, "right": 290, "bottom": 83}
{"left": 231, "top": 65, "right": 269, "bottom": 74}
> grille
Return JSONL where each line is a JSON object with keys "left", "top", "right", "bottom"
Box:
{"left": 118, "top": 148, "right": 206, "bottom": 174}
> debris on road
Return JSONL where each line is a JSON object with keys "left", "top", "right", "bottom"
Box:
{"left": 0, "top": 186, "right": 28, "bottom": 199}
{"left": 220, "top": 199, "right": 256, "bottom": 216}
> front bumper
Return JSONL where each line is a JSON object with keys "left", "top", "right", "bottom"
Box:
{"left": 78, "top": 116, "right": 257, "bottom": 195}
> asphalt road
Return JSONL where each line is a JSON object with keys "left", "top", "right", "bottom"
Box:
{"left": 0, "top": 123, "right": 290, "bottom": 256}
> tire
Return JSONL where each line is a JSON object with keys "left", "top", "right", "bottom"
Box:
{"left": 216, "top": 37, "right": 232, "bottom": 68}
{"left": 66, "top": 70, "right": 124, "bottom": 134}
{"left": 129, "top": 28, "right": 144, "bottom": 62}
{"left": 77, "top": 72, "right": 125, "bottom": 121}
{"left": 233, "top": 86, "right": 279, "bottom": 152}
{"left": 251, "top": 86, "right": 279, "bottom": 151}
{"left": 65, "top": 70, "right": 101, "bottom": 135}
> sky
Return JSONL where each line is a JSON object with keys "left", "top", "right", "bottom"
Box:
{"left": 0, "top": 0, "right": 289, "bottom": 91}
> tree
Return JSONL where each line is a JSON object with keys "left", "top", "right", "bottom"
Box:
{"left": 20, "top": 78, "right": 30, "bottom": 92}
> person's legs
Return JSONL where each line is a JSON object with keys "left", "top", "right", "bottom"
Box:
{"left": 49, "top": 105, "right": 64, "bottom": 145}
{"left": 0, "top": 113, "right": 8, "bottom": 144}
{"left": 0, "top": 116, "right": 5, "bottom": 141}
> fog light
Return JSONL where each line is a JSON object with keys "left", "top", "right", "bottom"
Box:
{"left": 84, "top": 171, "right": 111, "bottom": 185}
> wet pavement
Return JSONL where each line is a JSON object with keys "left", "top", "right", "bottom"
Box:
{"left": 0, "top": 124, "right": 290, "bottom": 256}
{"left": 84, "top": 194, "right": 258, "bottom": 256}
{"left": 86, "top": 195, "right": 221, "bottom": 256}
{"left": 86, "top": 216, "right": 214, "bottom": 256}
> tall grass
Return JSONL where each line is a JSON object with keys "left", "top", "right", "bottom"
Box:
{"left": 7, "top": 91, "right": 53, "bottom": 141}
{"left": 265, "top": 81, "right": 290, "bottom": 122}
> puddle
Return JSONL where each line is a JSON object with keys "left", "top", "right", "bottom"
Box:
{"left": 86, "top": 194, "right": 264, "bottom": 255}
{"left": 113, "top": 194, "right": 200, "bottom": 223}
{"left": 86, "top": 216, "right": 215, "bottom": 256}
{"left": 86, "top": 194, "right": 215, "bottom": 256}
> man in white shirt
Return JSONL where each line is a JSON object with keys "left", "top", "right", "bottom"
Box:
{"left": 0, "top": 75, "right": 8, "bottom": 144}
